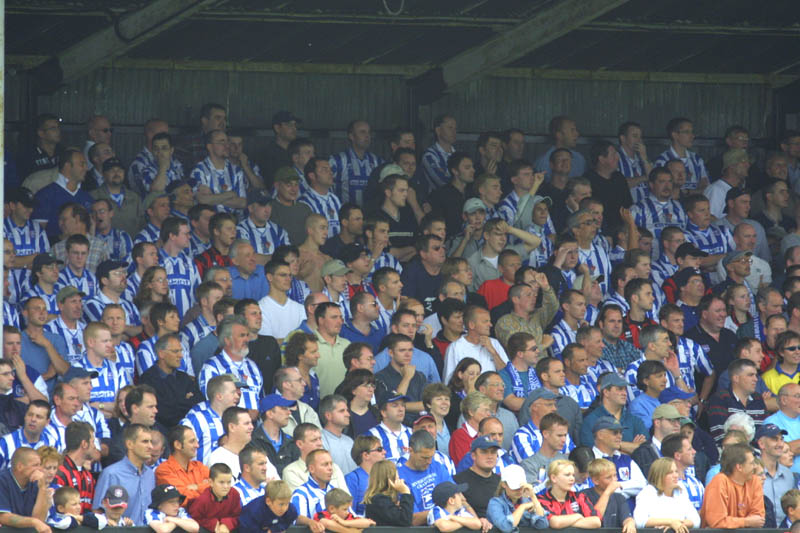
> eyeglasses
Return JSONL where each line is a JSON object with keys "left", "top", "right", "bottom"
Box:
{"left": 784, "top": 345, "right": 800, "bottom": 352}
{"left": 0, "top": 370, "right": 15, "bottom": 377}
{"left": 368, "top": 447, "right": 384, "bottom": 453}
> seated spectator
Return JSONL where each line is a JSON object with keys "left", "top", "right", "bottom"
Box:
{"left": 443, "top": 305, "right": 508, "bottom": 383}
{"left": 313, "top": 488, "right": 376, "bottom": 531}
{"left": 206, "top": 406, "right": 253, "bottom": 477}
{"left": 186, "top": 463, "right": 241, "bottom": 532}
{"left": 0, "top": 447, "right": 51, "bottom": 531}
{"left": 397, "top": 430, "right": 454, "bottom": 525}
{"left": 319, "top": 394, "right": 357, "bottom": 474}
{"left": 338, "top": 369, "right": 379, "bottom": 437}
{"left": 363, "top": 459, "right": 414, "bottom": 526}
{"left": 495, "top": 278, "right": 558, "bottom": 349}
{"left": 233, "top": 443, "right": 277, "bottom": 506}
{"left": 755, "top": 422, "right": 795, "bottom": 526}
{"left": 536, "top": 459, "right": 601, "bottom": 529}
{"left": 155, "top": 426, "right": 210, "bottom": 506}
{"left": 590, "top": 417, "right": 646, "bottom": 502}
{"left": 700, "top": 443, "right": 766, "bottom": 528}
{"left": 367, "top": 394, "right": 412, "bottom": 463}
{"left": 283, "top": 424, "right": 347, "bottom": 492}
{"left": 252, "top": 393, "right": 300, "bottom": 476}
{"left": 633, "top": 457, "right": 701, "bottom": 530}
{"left": 274, "top": 367, "right": 321, "bottom": 435}
{"left": 632, "top": 404, "right": 683, "bottom": 478}
{"left": 376, "top": 334, "right": 427, "bottom": 426}
{"left": 514, "top": 388, "right": 573, "bottom": 462}
{"left": 707, "top": 359, "right": 768, "bottom": 443}
{"left": 258, "top": 261, "right": 306, "bottom": 342}
{"left": 345, "top": 435, "right": 386, "bottom": 516}
{"left": 145, "top": 484, "right": 199, "bottom": 533}
{"left": 427, "top": 480, "right": 482, "bottom": 531}
{"left": 487, "top": 464, "right": 549, "bottom": 531}
{"left": 449, "top": 391, "right": 492, "bottom": 465}
{"left": 181, "top": 374, "right": 241, "bottom": 466}
{"left": 763, "top": 330, "right": 800, "bottom": 394}
{"left": 521, "top": 412, "right": 570, "bottom": 489}
{"left": 765, "top": 382, "right": 800, "bottom": 473}
{"left": 290, "top": 449, "right": 342, "bottom": 527}
{"left": 239, "top": 479, "right": 298, "bottom": 533}
{"left": 580, "top": 458, "right": 635, "bottom": 530}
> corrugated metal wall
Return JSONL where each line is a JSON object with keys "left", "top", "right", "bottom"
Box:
{"left": 5, "top": 65, "right": 774, "bottom": 169}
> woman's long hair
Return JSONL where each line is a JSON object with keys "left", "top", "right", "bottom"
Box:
{"left": 447, "top": 357, "right": 481, "bottom": 392}
{"left": 135, "top": 266, "right": 167, "bottom": 307}
{"left": 363, "top": 459, "right": 399, "bottom": 505}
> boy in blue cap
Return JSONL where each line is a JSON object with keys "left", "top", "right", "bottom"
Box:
{"left": 428, "top": 481, "right": 482, "bottom": 531}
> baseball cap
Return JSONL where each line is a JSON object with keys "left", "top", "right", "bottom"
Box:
{"left": 101, "top": 157, "right": 125, "bottom": 173}
{"left": 273, "top": 166, "right": 300, "bottom": 183}
{"left": 599, "top": 373, "right": 628, "bottom": 391}
{"left": 56, "top": 286, "right": 86, "bottom": 304}
{"left": 413, "top": 413, "right": 436, "bottom": 427}
{"left": 272, "top": 111, "right": 301, "bottom": 126}
{"left": 652, "top": 404, "right": 682, "bottom": 421}
{"left": 339, "top": 243, "right": 370, "bottom": 265}
{"left": 31, "top": 254, "right": 63, "bottom": 273}
{"left": 500, "top": 464, "right": 527, "bottom": 490}
{"left": 103, "top": 485, "right": 129, "bottom": 508}
{"left": 379, "top": 163, "right": 407, "bottom": 182}
{"left": 149, "top": 485, "right": 185, "bottom": 510}
{"left": 722, "top": 250, "right": 752, "bottom": 269}
{"left": 246, "top": 188, "right": 271, "bottom": 206}
{"left": 432, "top": 481, "right": 469, "bottom": 508}
{"left": 321, "top": 259, "right": 351, "bottom": 278}
{"left": 722, "top": 148, "right": 749, "bottom": 170}
{"left": 96, "top": 259, "right": 128, "bottom": 281}
{"left": 62, "top": 366, "right": 98, "bottom": 382}
{"left": 673, "top": 267, "right": 703, "bottom": 289}
{"left": 259, "top": 394, "right": 296, "bottom": 413}
{"left": 723, "top": 187, "right": 749, "bottom": 213}
{"left": 754, "top": 423, "right": 788, "bottom": 440}
{"left": 470, "top": 436, "right": 501, "bottom": 452}
{"left": 378, "top": 393, "right": 410, "bottom": 409}
{"left": 528, "top": 388, "right": 559, "bottom": 403}
{"left": 659, "top": 386, "right": 695, "bottom": 404}
{"left": 675, "top": 243, "right": 708, "bottom": 259}
{"left": 7, "top": 187, "right": 36, "bottom": 207}
{"left": 530, "top": 195, "right": 552, "bottom": 208}
{"left": 462, "top": 198, "right": 487, "bottom": 214}
{"left": 143, "top": 191, "right": 169, "bottom": 211}
{"left": 592, "top": 416, "right": 626, "bottom": 433}
{"left": 680, "top": 417, "right": 696, "bottom": 428}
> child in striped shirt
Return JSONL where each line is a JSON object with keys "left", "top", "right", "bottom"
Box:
{"left": 427, "top": 481, "right": 482, "bottom": 532}
{"left": 313, "top": 488, "right": 375, "bottom": 532}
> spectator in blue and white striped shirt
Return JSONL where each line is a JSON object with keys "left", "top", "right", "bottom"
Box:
{"left": 84, "top": 260, "right": 141, "bottom": 336}
{"left": 180, "top": 281, "right": 222, "bottom": 351}
{"left": 181, "top": 374, "right": 241, "bottom": 465}
{"left": 4, "top": 187, "right": 50, "bottom": 267}
{"left": 74, "top": 322, "right": 126, "bottom": 413}
{"left": 653, "top": 118, "right": 708, "bottom": 192}
{"left": 190, "top": 130, "right": 247, "bottom": 217}
{"left": 329, "top": 121, "right": 383, "bottom": 205}
{"left": 0, "top": 400, "right": 54, "bottom": 470}
{"left": 616, "top": 121, "right": 653, "bottom": 186}
{"left": 199, "top": 315, "right": 263, "bottom": 411}
{"left": 157, "top": 217, "right": 201, "bottom": 320}
{"left": 299, "top": 158, "right": 342, "bottom": 239}
{"left": 133, "top": 193, "right": 170, "bottom": 246}
{"left": 422, "top": 115, "right": 458, "bottom": 192}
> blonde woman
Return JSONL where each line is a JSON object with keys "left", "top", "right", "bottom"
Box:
{"left": 363, "top": 459, "right": 414, "bottom": 526}
{"left": 633, "top": 457, "right": 700, "bottom": 532}
{"left": 536, "top": 459, "right": 601, "bottom": 529}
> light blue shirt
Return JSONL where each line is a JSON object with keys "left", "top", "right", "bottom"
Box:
{"left": 765, "top": 409, "right": 800, "bottom": 474}
{"left": 92, "top": 456, "right": 156, "bottom": 526}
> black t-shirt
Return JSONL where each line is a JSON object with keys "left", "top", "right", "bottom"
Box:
{"left": 585, "top": 169, "right": 633, "bottom": 233}
{"left": 581, "top": 487, "right": 631, "bottom": 527}
{"left": 381, "top": 206, "right": 418, "bottom": 249}
{"left": 453, "top": 468, "right": 500, "bottom": 518}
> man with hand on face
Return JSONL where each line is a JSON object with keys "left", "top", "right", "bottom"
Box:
{"left": 0, "top": 447, "right": 52, "bottom": 533}
{"left": 190, "top": 130, "right": 246, "bottom": 216}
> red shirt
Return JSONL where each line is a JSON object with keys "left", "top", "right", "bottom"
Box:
{"left": 194, "top": 246, "right": 232, "bottom": 279}
{"left": 537, "top": 489, "right": 597, "bottom": 519}
{"left": 621, "top": 315, "right": 657, "bottom": 349}
{"left": 187, "top": 486, "right": 241, "bottom": 532}
{"left": 477, "top": 278, "right": 513, "bottom": 311}
{"left": 448, "top": 422, "right": 477, "bottom": 465}
{"left": 53, "top": 455, "right": 95, "bottom": 513}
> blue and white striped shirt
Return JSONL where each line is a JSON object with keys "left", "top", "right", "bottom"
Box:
{"left": 651, "top": 255, "right": 680, "bottom": 288}
{"left": 189, "top": 157, "right": 247, "bottom": 216}
{"left": 654, "top": 146, "right": 708, "bottom": 191}
{"left": 527, "top": 224, "right": 554, "bottom": 268}
{"left": 55, "top": 267, "right": 97, "bottom": 299}
{"left": 630, "top": 182, "right": 650, "bottom": 205}
{"left": 298, "top": 188, "right": 342, "bottom": 238}
{"left": 3, "top": 217, "right": 49, "bottom": 257}
{"left": 189, "top": 232, "right": 211, "bottom": 258}
{"left": 124, "top": 272, "right": 141, "bottom": 303}
{"left": 25, "top": 284, "right": 59, "bottom": 316}
{"left": 372, "top": 298, "right": 397, "bottom": 336}
{"left": 158, "top": 248, "right": 200, "bottom": 319}
{"left": 578, "top": 242, "right": 611, "bottom": 296}
{"left": 95, "top": 228, "right": 133, "bottom": 262}
{"left": 199, "top": 351, "right": 263, "bottom": 411}
{"left": 560, "top": 377, "right": 597, "bottom": 408}
{"left": 7, "top": 269, "right": 30, "bottom": 306}
{"left": 145, "top": 507, "right": 190, "bottom": 525}
{"left": 550, "top": 319, "right": 578, "bottom": 359}
{"left": 676, "top": 336, "right": 713, "bottom": 391}
{"left": 74, "top": 354, "right": 125, "bottom": 404}
{"left": 631, "top": 194, "right": 688, "bottom": 245}
{"left": 603, "top": 291, "right": 630, "bottom": 314}
{"left": 181, "top": 405, "right": 224, "bottom": 465}
{"left": 329, "top": 148, "right": 383, "bottom": 206}
{"left": 234, "top": 478, "right": 265, "bottom": 506}
{"left": 624, "top": 356, "right": 677, "bottom": 402}
{"left": 133, "top": 223, "right": 161, "bottom": 245}
{"left": 616, "top": 146, "right": 646, "bottom": 178}
{"left": 0, "top": 428, "right": 55, "bottom": 469}
{"left": 585, "top": 358, "right": 618, "bottom": 389}
{"left": 367, "top": 423, "right": 412, "bottom": 463}
{"left": 511, "top": 421, "right": 574, "bottom": 462}
{"left": 44, "top": 317, "right": 87, "bottom": 364}
{"left": 128, "top": 147, "right": 184, "bottom": 197}
{"left": 684, "top": 221, "right": 733, "bottom": 257}
{"left": 288, "top": 278, "right": 312, "bottom": 305}
{"left": 114, "top": 342, "right": 136, "bottom": 386}
{"left": 236, "top": 217, "right": 290, "bottom": 256}
{"left": 678, "top": 473, "right": 705, "bottom": 511}
{"left": 83, "top": 291, "right": 140, "bottom": 326}
{"left": 3, "top": 303, "right": 20, "bottom": 328}
{"left": 422, "top": 143, "right": 455, "bottom": 191}
{"left": 369, "top": 252, "right": 402, "bottom": 281}
{"left": 181, "top": 315, "right": 215, "bottom": 352}
{"left": 292, "top": 477, "right": 334, "bottom": 518}
{"left": 73, "top": 403, "right": 111, "bottom": 440}
{"left": 428, "top": 505, "right": 474, "bottom": 526}
{"left": 136, "top": 334, "right": 193, "bottom": 376}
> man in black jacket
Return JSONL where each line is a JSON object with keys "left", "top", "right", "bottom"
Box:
{"left": 139, "top": 333, "right": 202, "bottom": 428}
{"left": 632, "top": 403, "right": 682, "bottom": 477}
{"left": 251, "top": 394, "right": 299, "bottom": 476}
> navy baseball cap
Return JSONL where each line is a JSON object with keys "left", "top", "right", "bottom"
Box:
{"left": 259, "top": 394, "right": 296, "bottom": 412}
{"left": 470, "top": 436, "right": 501, "bottom": 452}
{"left": 673, "top": 267, "right": 704, "bottom": 288}
{"left": 432, "top": 482, "right": 469, "bottom": 508}
{"left": 101, "top": 157, "right": 125, "bottom": 173}
{"left": 246, "top": 189, "right": 271, "bottom": 206}
{"left": 754, "top": 423, "right": 788, "bottom": 440}
{"left": 528, "top": 388, "right": 559, "bottom": 403}
{"left": 7, "top": 187, "right": 36, "bottom": 207}
{"left": 659, "top": 386, "right": 695, "bottom": 403}
{"left": 62, "top": 366, "right": 98, "bottom": 382}
{"left": 378, "top": 393, "right": 410, "bottom": 409}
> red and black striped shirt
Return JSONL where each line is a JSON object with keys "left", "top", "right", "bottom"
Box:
{"left": 194, "top": 246, "right": 232, "bottom": 279}
{"left": 621, "top": 315, "right": 657, "bottom": 349}
{"left": 53, "top": 455, "right": 95, "bottom": 513}
{"left": 537, "top": 489, "right": 597, "bottom": 519}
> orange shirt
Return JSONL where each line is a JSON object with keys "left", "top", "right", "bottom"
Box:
{"left": 155, "top": 455, "right": 211, "bottom": 504}
{"left": 700, "top": 472, "right": 764, "bottom": 528}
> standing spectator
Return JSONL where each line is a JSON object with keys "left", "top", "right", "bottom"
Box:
{"left": 700, "top": 443, "right": 765, "bottom": 528}
{"left": 190, "top": 130, "right": 246, "bottom": 216}
{"left": 92, "top": 424, "right": 157, "bottom": 526}
{"left": 330, "top": 120, "right": 383, "bottom": 205}
{"left": 422, "top": 114, "right": 458, "bottom": 192}
{"left": 534, "top": 116, "right": 585, "bottom": 179}
{"left": 654, "top": 118, "right": 708, "bottom": 191}
{"left": 32, "top": 148, "right": 93, "bottom": 241}
{"left": 52, "top": 421, "right": 97, "bottom": 513}
{"left": 261, "top": 111, "right": 299, "bottom": 187}
{"left": 270, "top": 167, "right": 313, "bottom": 246}
{"left": 429, "top": 153, "right": 474, "bottom": 238}
{"left": 585, "top": 141, "right": 633, "bottom": 233}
